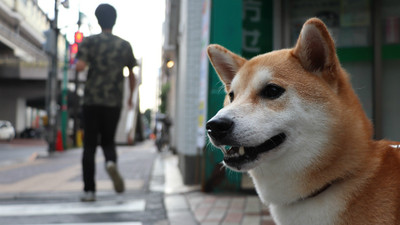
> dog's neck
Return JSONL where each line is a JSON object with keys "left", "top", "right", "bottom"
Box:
{"left": 295, "top": 177, "right": 343, "bottom": 203}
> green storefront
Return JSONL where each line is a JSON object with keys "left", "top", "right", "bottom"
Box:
{"left": 203, "top": 0, "right": 273, "bottom": 191}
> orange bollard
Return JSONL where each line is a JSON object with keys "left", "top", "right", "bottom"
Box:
{"left": 56, "top": 130, "right": 64, "bottom": 152}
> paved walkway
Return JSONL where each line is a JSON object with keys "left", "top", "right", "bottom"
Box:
{"left": 159, "top": 150, "right": 276, "bottom": 225}
{"left": 0, "top": 139, "right": 276, "bottom": 225}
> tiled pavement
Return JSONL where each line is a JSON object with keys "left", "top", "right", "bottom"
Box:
{"left": 186, "top": 193, "right": 275, "bottom": 225}
{"left": 162, "top": 155, "right": 276, "bottom": 225}
{"left": 164, "top": 192, "right": 276, "bottom": 225}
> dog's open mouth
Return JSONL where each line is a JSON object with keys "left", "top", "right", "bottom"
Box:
{"left": 223, "top": 133, "right": 286, "bottom": 170}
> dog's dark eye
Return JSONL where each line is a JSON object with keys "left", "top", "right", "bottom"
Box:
{"left": 228, "top": 91, "right": 234, "bottom": 102}
{"left": 260, "top": 84, "right": 285, "bottom": 100}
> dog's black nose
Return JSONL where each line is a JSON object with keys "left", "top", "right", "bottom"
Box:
{"left": 206, "top": 117, "right": 233, "bottom": 139}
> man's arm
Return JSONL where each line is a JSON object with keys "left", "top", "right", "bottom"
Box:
{"left": 125, "top": 42, "right": 137, "bottom": 108}
{"left": 127, "top": 68, "right": 136, "bottom": 108}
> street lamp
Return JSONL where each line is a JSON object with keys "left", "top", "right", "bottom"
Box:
{"left": 166, "top": 60, "right": 174, "bottom": 68}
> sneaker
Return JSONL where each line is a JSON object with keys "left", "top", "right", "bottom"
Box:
{"left": 80, "top": 191, "right": 96, "bottom": 202}
{"left": 106, "top": 161, "right": 125, "bottom": 193}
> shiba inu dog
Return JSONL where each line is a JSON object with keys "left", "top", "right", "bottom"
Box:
{"left": 206, "top": 18, "right": 400, "bottom": 225}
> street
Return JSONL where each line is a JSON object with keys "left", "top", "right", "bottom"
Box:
{"left": 0, "top": 139, "right": 48, "bottom": 167}
{"left": 0, "top": 140, "right": 168, "bottom": 225}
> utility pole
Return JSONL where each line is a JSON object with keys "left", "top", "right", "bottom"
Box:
{"left": 47, "top": 0, "right": 60, "bottom": 153}
{"left": 73, "top": 12, "right": 82, "bottom": 147}
{"left": 61, "top": 35, "right": 69, "bottom": 150}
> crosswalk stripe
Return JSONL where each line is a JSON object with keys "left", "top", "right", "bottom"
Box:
{"left": 24, "top": 223, "right": 142, "bottom": 225}
{"left": 0, "top": 199, "right": 146, "bottom": 217}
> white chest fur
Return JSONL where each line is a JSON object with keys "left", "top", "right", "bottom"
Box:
{"left": 270, "top": 198, "right": 342, "bottom": 225}
{"left": 259, "top": 181, "right": 347, "bottom": 225}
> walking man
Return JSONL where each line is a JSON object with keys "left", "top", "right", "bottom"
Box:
{"left": 76, "top": 3, "right": 137, "bottom": 201}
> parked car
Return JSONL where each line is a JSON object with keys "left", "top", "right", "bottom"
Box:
{"left": 0, "top": 120, "right": 15, "bottom": 141}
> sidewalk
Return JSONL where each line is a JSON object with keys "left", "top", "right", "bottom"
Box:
{"left": 160, "top": 153, "right": 276, "bottom": 225}
{"left": 0, "top": 139, "right": 276, "bottom": 225}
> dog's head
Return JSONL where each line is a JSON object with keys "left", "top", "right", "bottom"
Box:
{"left": 206, "top": 18, "right": 371, "bottom": 172}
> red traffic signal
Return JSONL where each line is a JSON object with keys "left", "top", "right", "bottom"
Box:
{"left": 70, "top": 43, "right": 79, "bottom": 54}
{"left": 74, "top": 31, "right": 83, "bottom": 43}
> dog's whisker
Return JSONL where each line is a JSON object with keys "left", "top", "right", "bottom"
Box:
{"left": 219, "top": 162, "right": 226, "bottom": 171}
{"left": 218, "top": 145, "right": 227, "bottom": 154}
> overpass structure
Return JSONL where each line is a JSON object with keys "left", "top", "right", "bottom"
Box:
{"left": 0, "top": 0, "right": 66, "bottom": 134}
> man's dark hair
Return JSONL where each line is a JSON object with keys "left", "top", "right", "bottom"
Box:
{"left": 95, "top": 4, "right": 117, "bottom": 29}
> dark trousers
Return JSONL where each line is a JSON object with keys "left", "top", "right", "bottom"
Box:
{"left": 82, "top": 105, "right": 121, "bottom": 192}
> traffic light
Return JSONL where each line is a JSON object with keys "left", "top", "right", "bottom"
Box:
{"left": 74, "top": 31, "right": 83, "bottom": 43}
{"left": 43, "top": 29, "right": 56, "bottom": 55}
{"left": 70, "top": 31, "right": 84, "bottom": 65}
{"left": 70, "top": 43, "right": 79, "bottom": 54}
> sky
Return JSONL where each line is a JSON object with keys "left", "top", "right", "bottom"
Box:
{"left": 38, "top": 0, "right": 165, "bottom": 112}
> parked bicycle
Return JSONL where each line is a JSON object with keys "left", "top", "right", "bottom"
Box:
{"left": 155, "top": 113, "right": 172, "bottom": 152}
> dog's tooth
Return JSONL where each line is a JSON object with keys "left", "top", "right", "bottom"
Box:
{"left": 239, "top": 146, "right": 245, "bottom": 156}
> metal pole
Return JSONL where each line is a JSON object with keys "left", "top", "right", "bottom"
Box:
{"left": 61, "top": 36, "right": 69, "bottom": 150}
{"left": 48, "top": 0, "right": 59, "bottom": 153}
{"left": 73, "top": 69, "right": 79, "bottom": 146}
{"left": 73, "top": 11, "right": 82, "bottom": 147}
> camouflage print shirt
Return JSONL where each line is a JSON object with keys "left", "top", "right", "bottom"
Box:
{"left": 76, "top": 32, "right": 136, "bottom": 107}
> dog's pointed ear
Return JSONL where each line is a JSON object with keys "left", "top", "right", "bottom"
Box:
{"left": 207, "top": 44, "right": 246, "bottom": 90}
{"left": 292, "top": 18, "right": 338, "bottom": 73}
